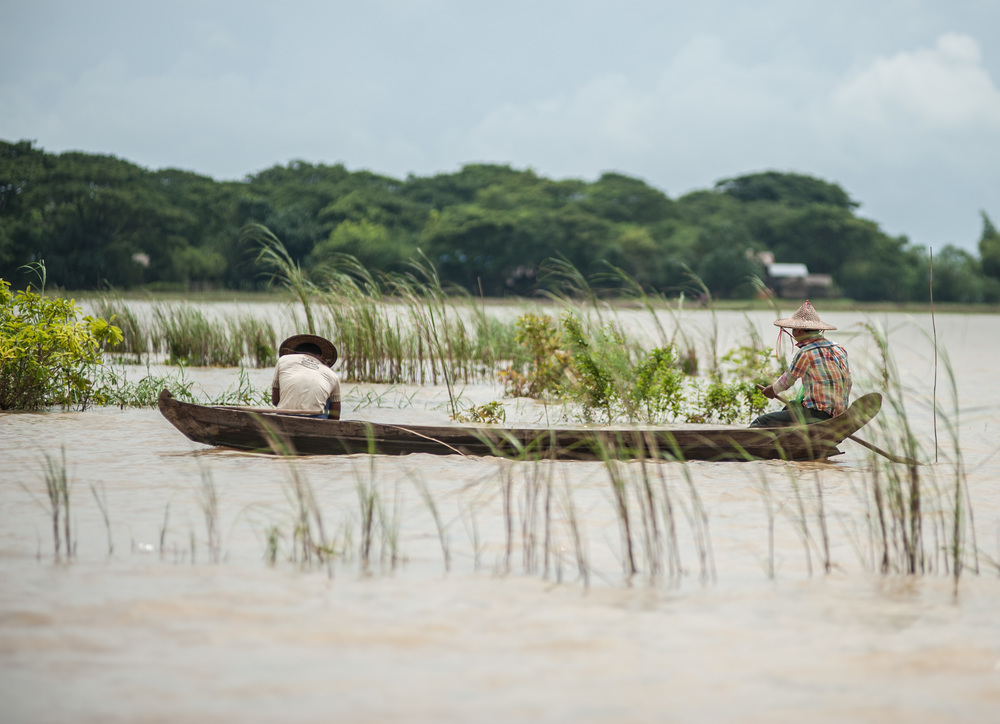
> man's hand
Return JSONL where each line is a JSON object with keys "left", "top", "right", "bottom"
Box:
{"left": 758, "top": 384, "right": 777, "bottom": 400}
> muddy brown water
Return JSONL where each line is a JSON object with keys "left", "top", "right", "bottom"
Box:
{"left": 2, "top": 307, "right": 999, "bottom": 722}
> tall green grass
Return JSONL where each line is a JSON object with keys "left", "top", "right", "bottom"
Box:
{"left": 314, "top": 253, "right": 522, "bottom": 392}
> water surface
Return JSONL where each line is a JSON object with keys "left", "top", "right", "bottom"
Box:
{"left": 2, "top": 308, "right": 999, "bottom": 722}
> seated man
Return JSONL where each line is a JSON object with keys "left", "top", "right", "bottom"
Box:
{"left": 750, "top": 301, "right": 851, "bottom": 428}
{"left": 271, "top": 334, "right": 341, "bottom": 419}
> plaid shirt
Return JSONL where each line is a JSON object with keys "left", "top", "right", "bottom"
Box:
{"left": 773, "top": 335, "right": 852, "bottom": 416}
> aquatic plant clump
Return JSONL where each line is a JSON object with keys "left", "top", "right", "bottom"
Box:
{"left": 500, "top": 309, "right": 768, "bottom": 425}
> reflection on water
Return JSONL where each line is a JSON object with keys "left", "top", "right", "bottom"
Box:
{"left": 2, "top": 309, "right": 1000, "bottom": 722}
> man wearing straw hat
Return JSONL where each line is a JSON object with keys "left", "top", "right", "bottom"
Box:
{"left": 271, "top": 334, "right": 342, "bottom": 419}
{"left": 750, "top": 301, "right": 851, "bottom": 427}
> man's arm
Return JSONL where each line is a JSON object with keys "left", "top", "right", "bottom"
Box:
{"left": 328, "top": 399, "right": 341, "bottom": 420}
{"left": 272, "top": 384, "right": 280, "bottom": 406}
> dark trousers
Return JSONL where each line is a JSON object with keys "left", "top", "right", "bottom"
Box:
{"left": 309, "top": 400, "right": 332, "bottom": 419}
{"left": 750, "top": 405, "right": 833, "bottom": 428}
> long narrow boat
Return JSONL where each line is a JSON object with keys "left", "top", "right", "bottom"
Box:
{"left": 157, "top": 388, "right": 882, "bottom": 462}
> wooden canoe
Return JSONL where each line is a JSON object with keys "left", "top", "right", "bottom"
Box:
{"left": 157, "top": 388, "right": 882, "bottom": 462}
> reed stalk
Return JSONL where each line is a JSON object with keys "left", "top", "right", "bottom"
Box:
{"left": 256, "top": 424, "right": 335, "bottom": 573}
{"left": 542, "top": 467, "right": 554, "bottom": 580}
{"left": 41, "top": 448, "right": 72, "bottom": 559}
{"left": 159, "top": 502, "right": 170, "bottom": 559}
{"left": 635, "top": 447, "right": 664, "bottom": 579}
{"left": 378, "top": 482, "right": 403, "bottom": 571}
{"left": 155, "top": 303, "right": 242, "bottom": 366}
{"left": 754, "top": 470, "right": 777, "bottom": 580}
{"left": 412, "top": 474, "right": 451, "bottom": 572}
{"left": 245, "top": 223, "right": 320, "bottom": 334}
{"left": 787, "top": 475, "right": 813, "bottom": 577}
{"left": 643, "top": 434, "right": 683, "bottom": 584}
{"left": 500, "top": 460, "right": 515, "bottom": 574}
{"left": 814, "top": 472, "right": 831, "bottom": 574}
{"left": 681, "top": 267, "right": 720, "bottom": 379}
{"left": 265, "top": 525, "right": 281, "bottom": 566}
{"left": 197, "top": 464, "right": 221, "bottom": 564}
{"left": 93, "top": 294, "right": 151, "bottom": 361}
{"left": 678, "top": 461, "right": 715, "bottom": 585}
{"left": 557, "top": 476, "right": 590, "bottom": 589}
{"left": 519, "top": 458, "right": 546, "bottom": 575}
{"left": 354, "top": 435, "right": 382, "bottom": 571}
{"left": 460, "top": 498, "right": 484, "bottom": 571}
{"left": 600, "top": 447, "right": 638, "bottom": 578}
{"left": 89, "top": 482, "right": 114, "bottom": 556}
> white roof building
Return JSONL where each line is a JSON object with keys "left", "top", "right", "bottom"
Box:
{"left": 768, "top": 263, "right": 810, "bottom": 279}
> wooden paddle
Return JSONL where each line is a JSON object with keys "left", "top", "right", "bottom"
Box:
{"left": 759, "top": 386, "right": 920, "bottom": 465}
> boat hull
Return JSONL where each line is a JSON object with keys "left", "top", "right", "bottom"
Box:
{"left": 157, "top": 389, "right": 882, "bottom": 462}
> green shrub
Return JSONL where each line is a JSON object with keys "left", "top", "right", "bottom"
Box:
{"left": 561, "top": 311, "right": 620, "bottom": 421}
{"left": 0, "top": 280, "right": 122, "bottom": 410}
{"left": 500, "top": 313, "right": 569, "bottom": 398}
{"left": 688, "top": 380, "right": 768, "bottom": 424}
{"left": 720, "top": 344, "right": 781, "bottom": 387}
{"left": 631, "top": 347, "right": 685, "bottom": 421}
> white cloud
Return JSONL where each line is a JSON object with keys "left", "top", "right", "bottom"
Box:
{"left": 831, "top": 33, "right": 1000, "bottom": 132}
{"left": 462, "top": 34, "right": 828, "bottom": 186}
{"left": 456, "top": 31, "right": 1000, "bottom": 249}
{"left": 462, "top": 32, "right": 1000, "bottom": 182}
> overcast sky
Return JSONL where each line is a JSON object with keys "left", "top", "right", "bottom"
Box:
{"left": 3, "top": 0, "right": 998, "bottom": 253}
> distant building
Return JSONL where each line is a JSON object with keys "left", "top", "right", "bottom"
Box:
{"left": 756, "top": 252, "right": 834, "bottom": 298}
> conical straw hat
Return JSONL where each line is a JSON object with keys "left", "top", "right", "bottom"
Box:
{"left": 773, "top": 300, "right": 836, "bottom": 330}
{"left": 278, "top": 334, "right": 338, "bottom": 366}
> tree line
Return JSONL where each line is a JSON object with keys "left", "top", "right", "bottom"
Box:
{"left": 2, "top": 138, "right": 998, "bottom": 302}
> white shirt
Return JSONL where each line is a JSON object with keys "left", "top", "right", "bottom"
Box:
{"left": 271, "top": 354, "right": 341, "bottom": 411}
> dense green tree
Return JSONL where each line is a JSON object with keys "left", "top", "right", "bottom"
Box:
{"left": 692, "top": 219, "right": 762, "bottom": 299}
{"left": 603, "top": 225, "right": 660, "bottom": 289}
{"left": 839, "top": 240, "right": 924, "bottom": 302}
{"left": 928, "top": 245, "right": 1000, "bottom": 303}
{"left": 308, "top": 219, "right": 416, "bottom": 274}
{"left": 979, "top": 211, "right": 1000, "bottom": 281}
{"left": 1, "top": 140, "right": 985, "bottom": 302}
{"left": 756, "top": 204, "right": 890, "bottom": 276}
{"left": 577, "top": 172, "right": 675, "bottom": 225}
{"left": 402, "top": 164, "right": 544, "bottom": 210}
{"left": 421, "top": 204, "right": 614, "bottom": 295}
{"left": 716, "top": 171, "right": 857, "bottom": 209}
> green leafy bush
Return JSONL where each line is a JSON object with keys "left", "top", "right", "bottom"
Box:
{"left": 0, "top": 280, "right": 122, "bottom": 410}
{"left": 561, "top": 312, "right": 621, "bottom": 421}
{"left": 720, "top": 344, "right": 781, "bottom": 387}
{"left": 501, "top": 308, "right": 771, "bottom": 425}
{"left": 631, "top": 347, "right": 685, "bottom": 421}
{"left": 499, "top": 313, "right": 569, "bottom": 398}
{"left": 687, "top": 380, "right": 768, "bottom": 424}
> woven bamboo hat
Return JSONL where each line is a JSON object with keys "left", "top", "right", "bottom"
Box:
{"left": 278, "top": 334, "right": 338, "bottom": 366}
{"left": 773, "top": 301, "right": 836, "bottom": 331}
